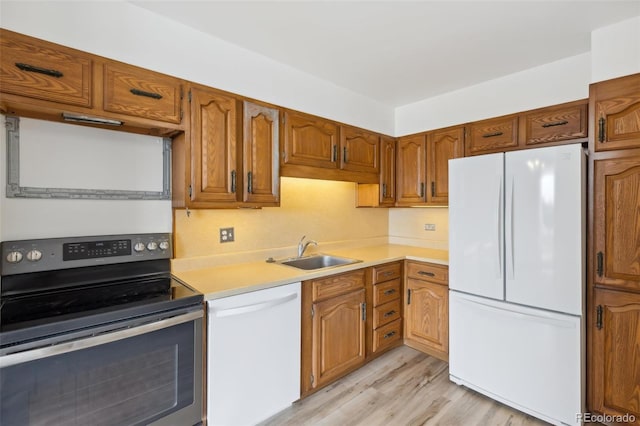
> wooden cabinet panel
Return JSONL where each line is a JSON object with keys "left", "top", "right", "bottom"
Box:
{"left": 521, "top": 101, "right": 587, "bottom": 146}
{"left": 312, "top": 289, "right": 366, "bottom": 389}
{"left": 373, "top": 299, "right": 401, "bottom": 328}
{"left": 427, "top": 126, "right": 464, "bottom": 204}
{"left": 594, "top": 156, "right": 640, "bottom": 291}
{"left": 404, "top": 278, "right": 449, "bottom": 358}
{"left": 590, "top": 288, "right": 640, "bottom": 424}
{"left": 242, "top": 101, "right": 279, "bottom": 205}
{"left": 379, "top": 136, "right": 396, "bottom": 205}
{"left": 396, "top": 134, "right": 427, "bottom": 205}
{"left": 406, "top": 262, "right": 448, "bottom": 285}
{"left": 340, "top": 126, "right": 379, "bottom": 174}
{"left": 591, "top": 73, "right": 640, "bottom": 152}
{"left": 312, "top": 269, "right": 366, "bottom": 302}
{"left": 372, "top": 319, "right": 402, "bottom": 353}
{"left": 0, "top": 29, "right": 92, "bottom": 107}
{"left": 103, "top": 62, "right": 183, "bottom": 124}
{"left": 189, "top": 87, "right": 238, "bottom": 203}
{"left": 467, "top": 115, "right": 519, "bottom": 156}
{"left": 283, "top": 111, "right": 339, "bottom": 169}
{"left": 372, "top": 262, "right": 402, "bottom": 284}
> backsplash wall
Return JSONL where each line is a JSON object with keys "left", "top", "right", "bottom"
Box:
{"left": 174, "top": 177, "right": 389, "bottom": 260}
{"left": 388, "top": 208, "right": 449, "bottom": 250}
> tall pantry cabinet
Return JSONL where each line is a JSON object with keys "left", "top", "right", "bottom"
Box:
{"left": 587, "top": 73, "right": 640, "bottom": 425}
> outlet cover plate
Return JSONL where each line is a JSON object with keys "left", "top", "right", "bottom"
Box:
{"left": 424, "top": 223, "right": 436, "bottom": 231}
{"left": 220, "top": 227, "right": 235, "bottom": 243}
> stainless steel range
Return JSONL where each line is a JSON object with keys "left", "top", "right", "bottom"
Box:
{"left": 0, "top": 233, "right": 204, "bottom": 426}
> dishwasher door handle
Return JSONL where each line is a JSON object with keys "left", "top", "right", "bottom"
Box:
{"left": 211, "top": 292, "right": 299, "bottom": 318}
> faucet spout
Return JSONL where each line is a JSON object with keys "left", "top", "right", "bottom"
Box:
{"left": 297, "top": 235, "right": 318, "bottom": 258}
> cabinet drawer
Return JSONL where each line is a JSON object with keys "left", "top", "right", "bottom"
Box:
{"left": 522, "top": 102, "right": 587, "bottom": 146}
{"left": 373, "top": 279, "right": 401, "bottom": 306}
{"left": 406, "top": 262, "right": 448, "bottom": 285}
{"left": 311, "top": 269, "right": 365, "bottom": 301}
{"left": 372, "top": 262, "right": 402, "bottom": 284}
{"left": 103, "top": 62, "right": 183, "bottom": 124}
{"left": 372, "top": 319, "right": 402, "bottom": 353}
{"left": 467, "top": 115, "right": 519, "bottom": 156}
{"left": 373, "top": 299, "right": 401, "bottom": 329}
{"left": 0, "top": 29, "right": 92, "bottom": 107}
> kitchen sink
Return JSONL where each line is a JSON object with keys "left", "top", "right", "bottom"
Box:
{"left": 277, "top": 254, "right": 361, "bottom": 270}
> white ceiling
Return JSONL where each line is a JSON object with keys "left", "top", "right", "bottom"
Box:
{"left": 131, "top": 1, "right": 640, "bottom": 107}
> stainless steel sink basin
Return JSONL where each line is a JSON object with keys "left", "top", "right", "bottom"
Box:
{"left": 277, "top": 254, "right": 361, "bottom": 270}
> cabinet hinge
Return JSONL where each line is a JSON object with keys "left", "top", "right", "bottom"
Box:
{"left": 311, "top": 305, "right": 315, "bottom": 318}
{"left": 310, "top": 374, "right": 315, "bottom": 386}
{"left": 596, "top": 305, "right": 603, "bottom": 330}
{"left": 597, "top": 252, "right": 604, "bottom": 277}
{"left": 361, "top": 302, "right": 366, "bottom": 321}
{"left": 188, "top": 185, "right": 192, "bottom": 198}
{"left": 188, "top": 90, "right": 192, "bottom": 103}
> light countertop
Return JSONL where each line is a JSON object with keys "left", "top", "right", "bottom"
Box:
{"left": 172, "top": 244, "right": 448, "bottom": 300}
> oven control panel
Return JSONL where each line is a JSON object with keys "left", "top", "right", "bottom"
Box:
{"left": 1, "top": 233, "right": 172, "bottom": 275}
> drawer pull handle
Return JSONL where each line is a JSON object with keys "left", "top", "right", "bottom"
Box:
{"left": 383, "top": 331, "right": 396, "bottom": 339}
{"left": 418, "top": 271, "right": 436, "bottom": 277}
{"left": 482, "top": 131, "right": 503, "bottom": 138}
{"left": 541, "top": 120, "right": 568, "bottom": 128}
{"left": 130, "top": 88, "right": 163, "bottom": 100}
{"left": 382, "top": 271, "right": 394, "bottom": 277}
{"left": 15, "top": 62, "right": 63, "bottom": 78}
{"left": 383, "top": 310, "right": 397, "bottom": 318}
{"left": 383, "top": 289, "right": 396, "bottom": 295}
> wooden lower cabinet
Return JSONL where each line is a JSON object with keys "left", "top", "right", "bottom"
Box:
{"left": 590, "top": 288, "right": 640, "bottom": 424}
{"left": 404, "top": 261, "right": 449, "bottom": 361}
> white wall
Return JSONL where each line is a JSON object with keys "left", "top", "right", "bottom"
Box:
{"left": 395, "top": 53, "right": 591, "bottom": 136}
{"left": 0, "top": 1, "right": 394, "bottom": 135}
{"left": 591, "top": 16, "right": 640, "bottom": 83}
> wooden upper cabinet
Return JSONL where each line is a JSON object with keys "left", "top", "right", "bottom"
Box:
{"left": 189, "top": 86, "right": 239, "bottom": 203}
{"left": 242, "top": 101, "right": 280, "bottom": 205}
{"left": 283, "top": 110, "right": 339, "bottom": 169}
{"left": 379, "top": 136, "right": 396, "bottom": 205}
{"left": 467, "top": 115, "right": 519, "bottom": 156}
{"left": 0, "top": 28, "right": 92, "bottom": 108}
{"left": 591, "top": 73, "right": 640, "bottom": 152}
{"left": 590, "top": 288, "right": 640, "bottom": 424}
{"left": 593, "top": 155, "right": 640, "bottom": 292}
{"left": 340, "top": 126, "right": 379, "bottom": 174}
{"left": 396, "top": 134, "right": 427, "bottom": 205}
{"left": 521, "top": 100, "right": 587, "bottom": 146}
{"left": 427, "top": 126, "right": 464, "bottom": 204}
{"left": 103, "top": 62, "right": 183, "bottom": 124}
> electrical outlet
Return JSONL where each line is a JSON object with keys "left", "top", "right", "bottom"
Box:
{"left": 424, "top": 223, "right": 436, "bottom": 231}
{"left": 219, "top": 227, "right": 235, "bottom": 243}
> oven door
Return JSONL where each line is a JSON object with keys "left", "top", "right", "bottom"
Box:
{"left": 0, "top": 310, "right": 203, "bottom": 426}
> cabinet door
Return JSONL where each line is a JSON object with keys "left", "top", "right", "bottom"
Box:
{"left": 467, "top": 115, "right": 519, "bottom": 156}
{"left": 340, "top": 126, "right": 379, "bottom": 174}
{"left": 592, "top": 73, "right": 640, "bottom": 152}
{"left": 312, "top": 289, "right": 365, "bottom": 388}
{"left": 242, "top": 102, "right": 280, "bottom": 205}
{"left": 379, "top": 136, "right": 396, "bottom": 206}
{"left": 0, "top": 29, "right": 92, "bottom": 107}
{"left": 103, "top": 62, "right": 183, "bottom": 124}
{"left": 190, "top": 87, "right": 238, "bottom": 203}
{"left": 396, "top": 134, "right": 427, "bottom": 205}
{"left": 283, "top": 111, "right": 339, "bottom": 169}
{"left": 404, "top": 278, "right": 448, "bottom": 360}
{"left": 594, "top": 156, "right": 640, "bottom": 291}
{"left": 427, "top": 126, "right": 464, "bottom": 204}
{"left": 591, "top": 288, "right": 640, "bottom": 424}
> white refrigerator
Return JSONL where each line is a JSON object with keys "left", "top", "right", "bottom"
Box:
{"left": 448, "top": 144, "right": 585, "bottom": 426}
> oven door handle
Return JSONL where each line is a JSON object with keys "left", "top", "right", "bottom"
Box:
{"left": 0, "top": 310, "right": 203, "bottom": 368}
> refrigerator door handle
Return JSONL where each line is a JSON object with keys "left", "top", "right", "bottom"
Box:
{"left": 506, "top": 176, "right": 515, "bottom": 280}
{"left": 497, "top": 174, "right": 503, "bottom": 279}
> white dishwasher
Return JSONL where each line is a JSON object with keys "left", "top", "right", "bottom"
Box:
{"left": 207, "top": 282, "right": 301, "bottom": 426}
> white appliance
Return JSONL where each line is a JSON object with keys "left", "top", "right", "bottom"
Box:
{"left": 448, "top": 144, "right": 585, "bottom": 425}
{"left": 207, "top": 282, "right": 301, "bottom": 426}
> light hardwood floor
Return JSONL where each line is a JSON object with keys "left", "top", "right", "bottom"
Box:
{"left": 261, "top": 346, "right": 549, "bottom": 426}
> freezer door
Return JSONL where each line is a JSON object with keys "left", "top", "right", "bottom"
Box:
{"left": 449, "top": 291, "right": 583, "bottom": 426}
{"left": 505, "top": 144, "right": 585, "bottom": 315}
{"left": 449, "top": 153, "right": 504, "bottom": 300}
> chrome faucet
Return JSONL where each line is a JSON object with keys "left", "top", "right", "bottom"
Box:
{"left": 297, "top": 235, "right": 318, "bottom": 258}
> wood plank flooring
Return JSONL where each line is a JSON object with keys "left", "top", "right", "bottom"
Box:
{"left": 261, "top": 346, "right": 549, "bottom": 426}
